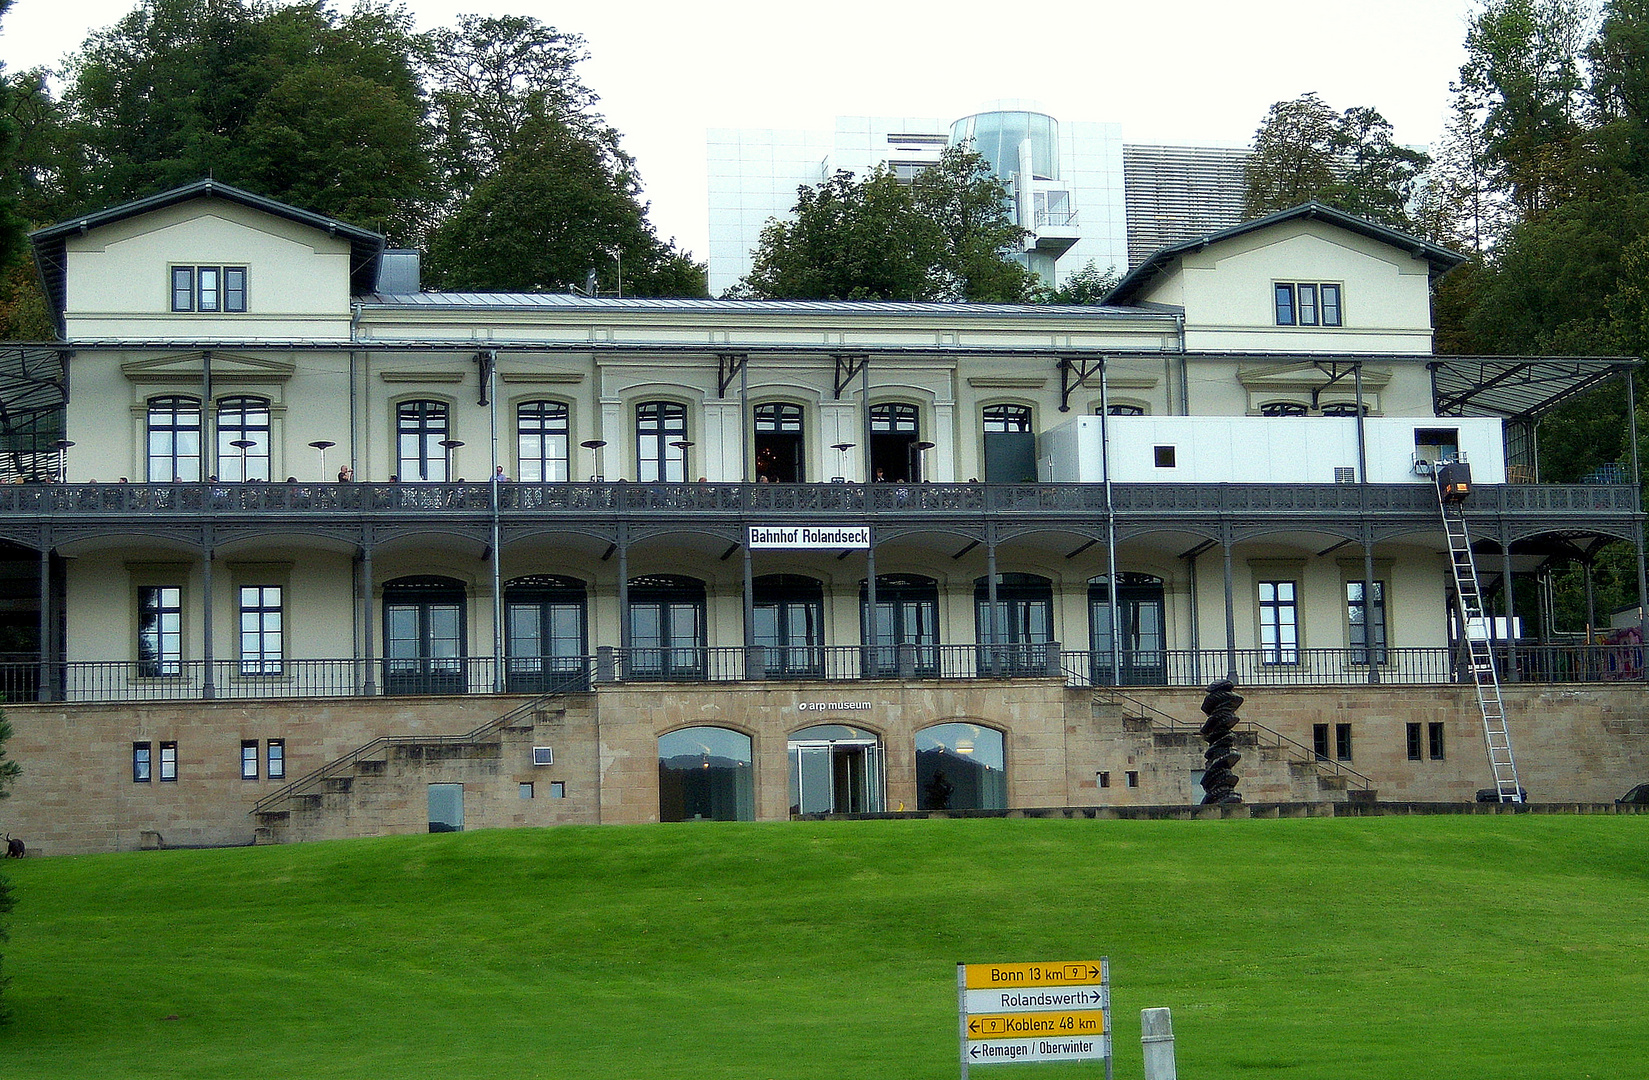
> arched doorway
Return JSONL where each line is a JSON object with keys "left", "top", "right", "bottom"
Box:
{"left": 504, "top": 575, "right": 588, "bottom": 691}
{"left": 382, "top": 575, "right": 466, "bottom": 694}
{"left": 658, "top": 726, "right": 754, "bottom": 821}
{"left": 975, "top": 572, "right": 1054, "bottom": 676}
{"left": 915, "top": 722, "right": 1006, "bottom": 810}
{"left": 861, "top": 574, "right": 939, "bottom": 677}
{"left": 788, "top": 724, "right": 884, "bottom": 815}
{"left": 1089, "top": 573, "right": 1166, "bottom": 685}
{"left": 628, "top": 575, "right": 706, "bottom": 681}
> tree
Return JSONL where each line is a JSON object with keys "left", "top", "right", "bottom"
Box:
{"left": 911, "top": 145, "right": 1037, "bottom": 302}
{"left": 424, "top": 115, "right": 703, "bottom": 297}
{"left": 1455, "top": 0, "right": 1588, "bottom": 220}
{"left": 64, "top": 0, "right": 432, "bottom": 243}
{"left": 739, "top": 146, "right": 1036, "bottom": 302}
{"left": 1244, "top": 93, "right": 1427, "bottom": 227}
{"left": 1036, "top": 260, "right": 1123, "bottom": 305}
{"left": 0, "top": 0, "right": 27, "bottom": 268}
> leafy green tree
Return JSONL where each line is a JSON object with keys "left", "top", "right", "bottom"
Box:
{"left": 64, "top": 0, "right": 432, "bottom": 242}
{"left": 739, "top": 146, "right": 1036, "bottom": 302}
{"left": 1036, "top": 260, "right": 1122, "bottom": 305}
{"left": 1244, "top": 93, "right": 1427, "bottom": 227}
{"left": 0, "top": 0, "right": 27, "bottom": 268}
{"left": 911, "top": 145, "right": 1037, "bottom": 302}
{"left": 424, "top": 116, "right": 703, "bottom": 297}
{"left": 1455, "top": 0, "right": 1588, "bottom": 220}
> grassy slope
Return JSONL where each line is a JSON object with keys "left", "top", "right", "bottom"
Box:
{"left": 0, "top": 816, "right": 1645, "bottom": 1079}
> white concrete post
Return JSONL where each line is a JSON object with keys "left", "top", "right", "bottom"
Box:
{"left": 1141, "top": 1007, "right": 1177, "bottom": 1080}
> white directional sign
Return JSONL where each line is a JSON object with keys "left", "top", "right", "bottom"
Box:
{"left": 958, "top": 959, "right": 1111, "bottom": 1078}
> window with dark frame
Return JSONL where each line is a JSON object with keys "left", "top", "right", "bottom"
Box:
{"left": 1097, "top": 771, "right": 1110, "bottom": 788}
{"left": 517, "top": 400, "right": 570, "bottom": 482}
{"left": 1312, "top": 723, "right": 1330, "bottom": 761}
{"left": 1259, "top": 581, "right": 1298, "bottom": 664}
{"left": 170, "top": 265, "right": 248, "bottom": 312}
{"left": 133, "top": 742, "right": 152, "bottom": 783}
{"left": 1153, "top": 445, "right": 1176, "bottom": 467}
{"left": 238, "top": 586, "right": 283, "bottom": 675}
{"left": 636, "top": 400, "right": 687, "bottom": 483}
{"left": 1428, "top": 722, "right": 1446, "bottom": 760}
{"left": 217, "top": 396, "right": 271, "bottom": 481}
{"left": 1275, "top": 281, "right": 1342, "bottom": 326}
{"left": 138, "top": 585, "right": 183, "bottom": 677}
{"left": 397, "top": 400, "right": 449, "bottom": 482}
{"left": 241, "top": 740, "right": 259, "bottom": 780}
{"left": 1335, "top": 723, "right": 1353, "bottom": 762}
{"left": 267, "top": 738, "right": 285, "bottom": 779}
{"left": 1407, "top": 722, "right": 1423, "bottom": 761}
{"left": 1347, "top": 580, "right": 1387, "bottom": 664}
{"left": 160, "top": 741, "right": 178, "bottom": 781}
{"left": 147, "top": 396, "right": 202, "bottom": 482}
{"left": 1125, "top": 771, "right": 1140, "bottom": 788}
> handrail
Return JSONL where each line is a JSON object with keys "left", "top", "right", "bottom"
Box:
{"left": 1089, "top": 683, "right": 1379, "bottom": 794}
{"left": 249, "top": 670, "right": 586, "bottom": 816}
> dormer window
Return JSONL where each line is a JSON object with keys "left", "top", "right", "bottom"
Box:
{"left": 1274, "top": 282, "right": 1342, "bottom": 327}
{"left": 171, "top": 265, "right": 248, "bottom": 313}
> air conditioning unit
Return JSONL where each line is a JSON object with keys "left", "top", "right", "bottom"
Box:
{"left": 1334, "top": 467, "right": 1357, "bottom": 483}
{"left": 532, "top": 746, "right": 554, "bottom": 766}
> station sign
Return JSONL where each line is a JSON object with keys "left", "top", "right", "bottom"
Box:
{"left": 747, "top": 525, "right": 870, "bottom": 549}
{"left": 958, "top": 958, "right": 1110, "bottom": 1077}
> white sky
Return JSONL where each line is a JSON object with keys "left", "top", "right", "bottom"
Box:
{"left": 1, "top": 0, "right": 1480, "bottom": 258}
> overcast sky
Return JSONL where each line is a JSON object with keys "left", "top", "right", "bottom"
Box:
{"left": 1, "top": 0, "right": 1482, "bottom": 257}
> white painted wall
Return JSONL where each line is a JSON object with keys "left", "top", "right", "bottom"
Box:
{"left": 1041, "top": 416, "right": 1507, "bottom": 485}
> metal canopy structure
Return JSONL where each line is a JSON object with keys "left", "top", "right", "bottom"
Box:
{"left": 0, "top": 345, "right": 67, "bottom": 482}
{"left": 1428, "top": 355, "right": 1639, "bottom": 421}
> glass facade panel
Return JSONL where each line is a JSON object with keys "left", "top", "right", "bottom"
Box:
{"left": 916, "top": 723, "right": 1006, "bottom": 810}
{"left": 949, "top": 111, "right": 1059, "bottom": 180}
{"left": 658, "top": 727, "right": 754, "bottom": 821}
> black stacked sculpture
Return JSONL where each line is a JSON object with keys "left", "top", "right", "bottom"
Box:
{"left": 1198, "top": 679, "right": 1244, "bottom": 804}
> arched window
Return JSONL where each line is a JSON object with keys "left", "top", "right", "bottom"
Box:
{"left": 860, "top": 574, "right": 939, "bottom": 677}
{"left": 975, "top": 573, "right": 1054, "bottom": 675}
{"left": 636, "top": 401, "right": 687, "bottom": 482}
{"left": 659, "top": 726, "right": 753, "bottom": 821}
{"left": 628, "top": 574, "right": 705, "bottom": 680}
{"left": 504, "top": 575, "right": 587, "bottom": 691}
{"left": 753, "top": 402, "right": 804, "bottom": 482}
{"left": 869, "top": 402, "right": 922, "bottom": 482}
{"left": 397, "top": 400, "right": 449, "bottom": 481}
{"left": 1259, "top": 401, "right": 1308, "bottom": 417}
{"left": 382, "top": 575, "right": 466, "bottom": 694}
{"left": 753, "top": 574, "right": 824, "bottom": 677}
{"left": 147, "top": 396, "right": 201, "bottom": 481}
{"left": 982, "top": 404, "right": 1035, "bottom": 483}
{"left": 1319, "top": 402, "right": 1370, "bottom": 417}
{"left": 916, "top": 722, "right": 1006, "bottom": 810}
{"left": 217, "top": 396, "right": 270, "bottom": 481}
{"left": 1102, "top": 402, "right": 1145, "bottom": 416}
{"left": 1089, "top": 573, "right": 1166, "bottom": 685}
{"left": 517, "top": 401, "right": 570, "bottom": 482}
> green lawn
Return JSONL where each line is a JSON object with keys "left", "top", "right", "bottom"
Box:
{"left": 1, "top": 815, "right": 1645, "bottom": 1079}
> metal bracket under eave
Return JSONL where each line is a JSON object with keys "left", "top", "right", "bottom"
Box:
{"left": 717, "top": 352, "right": 747, "bottom": 398}
{"left": 1059, "top": 355, "right": 1105, "bottom": 412}
{"left": 833, "top": 353, "right": 869, "bottom": 400}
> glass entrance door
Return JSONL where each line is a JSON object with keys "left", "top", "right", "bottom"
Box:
{"left": 788, "top": 725, "right": 884, "bottom": 815}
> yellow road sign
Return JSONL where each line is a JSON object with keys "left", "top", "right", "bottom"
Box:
{"left": 966, "top": 1011, "right": 1107, "bottom": 1039}
{"left": 962, "top": 961, "right": 1104, "bottom": 990}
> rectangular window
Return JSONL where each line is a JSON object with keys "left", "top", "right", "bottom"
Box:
{"left": 1407, "top": 722, "right": 1423, "bottom": 761}
{"left": 239, "top": 586, "right": 283, "bottom": 675}
{"left": 133, "top": 742, "right": 152, "bottom": 783}
{"left": 267, "top": 738, "right": 285, "bottom": 779}
{"left": 1097, "top": 771, "right": 1110, "bottom": 789}
{"left": 138, "top": 585, "right": 183, "bottom": 677}
{"left": 1335, "top": 723, "right": 1353, "bottom": 762}
{"left": 171, "top": 267, "right": 195, "bottom": 312}
{"left": 223, "top": 267, "right": 247, "bottom": 312}
{"left": 1153, "top": 445, "right": 1176, "bottom": 468}
{"left": 1274, "top": 283, "right": 1296, "bottom": 325}
{"left": 1347, "top": 580, "right": 1387, "bottom": 664}
{"left": 519, "top": 782, "right": 535, "bottom": 799}
{"left": 1276, "top": 281, "right": 1343, "bottom": 326}
{"left": 197, "top": 266, "right": 220, "bottom": 312}
{"left": 1428, "top": 722, "right": 1446, "bottom": 760}
{"left": 549, "top": 781, "right": 566, "bottom": 799}
{"left": 241, "top": 740, "right": 259, "bottom": 780}
{"left": 1312, "top": 723, "right": 1330, "bottom": 761}
{"left": 160, "top": 741, "right": 178, "bottom": 782}
{"left": 1125, "top": 770, "right": 1140, "bottom": 788}
{"left": 1259, "top": 581, "right": 1298, "bottom": 664}
{"left": 1321, "top": 284, "right": 1342, "bottom": 326}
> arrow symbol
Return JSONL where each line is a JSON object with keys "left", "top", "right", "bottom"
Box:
{"left": 1088, "top": 966, "right": 1100, "bottom": 979}
{"left": 970, "top": 1046, "right": 982, "bottom": 1059}
{"left": 968, "top": 1019, "right": 982, "bottom": 1035}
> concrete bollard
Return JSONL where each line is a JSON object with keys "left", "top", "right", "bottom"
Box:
{"left": 1141, "top": 1007, "right": 1177, "bottom": 1080}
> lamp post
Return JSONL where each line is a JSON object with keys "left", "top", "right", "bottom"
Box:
{"left": 52, "top": 439, "right": 74, "bottom": 483}
{"left": 581, "top": 438, "right": 607, "bottom": 481}
{"left": 670, "top": 439, "right": 694, "bottom": 483}
{"left": 308, "top": 440, "right": 335, "bottom": 479}
{"left": 439, "top": 438, "right": 464, "bottom": 481}
{"left": 230, "top": 439, "right": 256, "bottom": 482}
{"left": 908, "top": 440, "right": 935, "bottom": 483}
{"left": 831, "top": 441, "right": 854, "bottom": 483}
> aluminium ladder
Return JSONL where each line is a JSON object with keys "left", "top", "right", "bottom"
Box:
{"left": 1438, "top": 480, "right": 1523, "bottom": 802}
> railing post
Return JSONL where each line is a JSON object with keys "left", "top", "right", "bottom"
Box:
{"left": 1045, "top": 640, "right": 1063, "bottom": 678}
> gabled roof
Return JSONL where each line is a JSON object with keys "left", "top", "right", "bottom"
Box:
{"left": 1103, "top": 201, "right": 1467, "bottom": 307}
{"left": 28, "top": 180, "right": 386, "bottom": 335}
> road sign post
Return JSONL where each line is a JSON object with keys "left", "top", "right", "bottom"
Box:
{"left": 958, "top": 958, "right": 1111, "bottom": 1080}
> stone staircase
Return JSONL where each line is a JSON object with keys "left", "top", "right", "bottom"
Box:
{"left": 1092, "top": 693, "right": 1377, "bottom": 804}
{"left": 252, "top": 692, "right": 584, "bottom": 844}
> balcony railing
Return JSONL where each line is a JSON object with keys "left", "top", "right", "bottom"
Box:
{"left": 2, "top": 642, "right": 1639, "bottom": 704}
{"left": 0, "top": 480, "right": 1638, "bottom": 518}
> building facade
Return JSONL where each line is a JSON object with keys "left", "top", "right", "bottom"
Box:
{"left": 4, "top": 182, "right": 1645, "bottom": 853}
